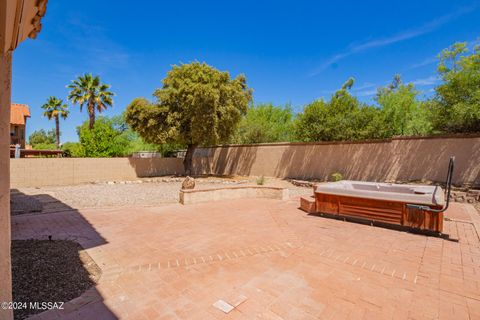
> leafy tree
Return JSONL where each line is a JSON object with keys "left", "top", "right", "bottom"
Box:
{"left": 77, "top": 116, "right": 127, "bottom": 157}
{"left": 61, "top": 142, "right": 85, "bottom": 157}
{"left": 429, "top": 42, "right": 480, "bottom": 133}
{"left": 28, "top": 129, "right": 56, "bottom": 146}
{"left": 126, "top": 62, "right": 253, "bottom": 174}
{"left": 232, "top": 103, "right": 294, "bottom": 144}
{"left": 41, "top": 96, "right": 69, "bottom": 148}
{"left": 293, "top": 99, "right": 330, "bottom": 142}
{"left": 375, "top": 75, "right": 432, "bottom": 136}
{"left": 67, "top": 74, "right": 114, "bottom": 130}
{"left": 76, "top": 115, "right": 167, "bottom": 157}
{"left": 31, "top": 143, "right": 57, "bottom": 150}
{"left": 294, "top": 78, "right": 386, "bottom": 141}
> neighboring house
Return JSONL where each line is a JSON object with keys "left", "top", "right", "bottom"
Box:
{"left": 10, "top": 103, "right": 30, "bottom": 148}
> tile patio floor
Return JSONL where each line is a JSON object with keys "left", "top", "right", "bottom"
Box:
{"left": 11, "top": 198, "right": 480, "bottom": 319}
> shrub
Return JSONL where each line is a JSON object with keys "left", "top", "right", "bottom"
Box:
{"left": 233, "top": 103, "right": 294, "bottom": 144}
{"left": 29, "top": 129, "right": 56, "bottom": 146}
{"left": 31, "top": 143, "right": 57, "bottom": 150}
{"left": 61, "top": 142, "right": 85, "bottom": 157}
{"left": 331, "top": 172, "right": 343, "bottom": 182}
{"left": 256, "top": 175, "right": 266, "bottom": 185}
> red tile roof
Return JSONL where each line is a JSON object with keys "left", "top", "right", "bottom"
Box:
{"left": 10, "top": 103, "right": 31, "bottom": 125}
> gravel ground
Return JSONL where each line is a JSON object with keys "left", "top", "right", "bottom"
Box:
{"left": 12, "top": 177, "right": 312, "bottom": 213}
{"left": 10, "top": 190, "right": 43, "bottom": 215}
{"left": 11, "top": 240, "right": 101, "bottom": 320}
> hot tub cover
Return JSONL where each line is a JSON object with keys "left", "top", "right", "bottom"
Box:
{"left": 315, "top": 180, "right": 445, "bottom": 206}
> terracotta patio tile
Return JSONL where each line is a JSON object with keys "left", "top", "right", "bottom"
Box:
{"left": 12, "top": 199, "right": 480, "bottom": 319}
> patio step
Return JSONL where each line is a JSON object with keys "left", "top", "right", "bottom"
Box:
{"left": 300, "top": 196, "right": 316, "bottom": 213}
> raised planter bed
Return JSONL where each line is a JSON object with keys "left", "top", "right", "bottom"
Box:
{"left": 179, "top": 186, "right": 289, "bottom": 205}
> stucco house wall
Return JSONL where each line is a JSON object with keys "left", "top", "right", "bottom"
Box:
{"left": 1, "top": 1, "right": 47, "bottom": 319}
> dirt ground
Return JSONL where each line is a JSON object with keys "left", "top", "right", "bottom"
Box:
{"left": 11, "top": 176, "right": 312, "bottom": 213}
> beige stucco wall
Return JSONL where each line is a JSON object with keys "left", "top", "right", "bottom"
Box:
{"left": 193, "top": 136, "right": 480, "bottom": 187}
{"left": 10, "top": 157, "right": 184, "bottom": 187}
{"left": 0, "top": 52, "right": 13, "bottom": 320}
{"left": 2, "top": 1, "right": 48, "bottom": 318}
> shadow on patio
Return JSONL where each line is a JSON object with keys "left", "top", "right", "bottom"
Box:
{"left": 10, "top": 189, "right": 118, "bottom": 319}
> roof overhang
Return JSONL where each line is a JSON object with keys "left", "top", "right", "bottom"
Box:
{"left": 0, "top": 0, "right": 48, "bottom": 54}
{"left": 10, "top": 103, "right": 31, "bottom": 125}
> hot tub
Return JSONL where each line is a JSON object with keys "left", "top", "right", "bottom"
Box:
{"left": 314, "top": 181, "right": 445, "bottom": 232}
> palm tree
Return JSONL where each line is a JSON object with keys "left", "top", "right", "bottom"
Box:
{"left": 41, "top": 96, "right": 69, "bottom": 149}
{"left": 67, "top": 74, "right": 114, "bottom": 129}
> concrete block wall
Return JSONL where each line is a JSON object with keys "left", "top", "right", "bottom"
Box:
{"left": 10, "top": 157, "right": 184, "bottom": 188}
{"left": 9, "top": 135, "right": 480, "bottom": 189}
{"left": 192, "top": 135, "right": 480, "bottom": 187}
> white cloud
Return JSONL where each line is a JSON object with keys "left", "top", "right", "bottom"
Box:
{"left": 356, "top": 88, "right": 378, "bottom": 97}
{"left": 408, "top": 57, "right": 438, "bottom": 69}
{"left": 54, "top": 14, "right": 132, "bottom": 72}
{"left": 352, "top": 82, "right": 376, "bottom": 91}
{"left": 410, "top": 75, "right": 440, "bottom": 86}
{"left": 309, "top": 5, "right": 477, "bottom": 76}
{"left": 408, "top": 38, "right": 480, "bottom": 70}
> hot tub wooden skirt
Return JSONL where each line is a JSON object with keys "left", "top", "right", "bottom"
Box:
{"left": 315, "top": 193, "right": 443, "bottom": 233}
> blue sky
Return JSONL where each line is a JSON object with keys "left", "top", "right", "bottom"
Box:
{"left": 12, "top": 0, "right": 480, "bottom": 142}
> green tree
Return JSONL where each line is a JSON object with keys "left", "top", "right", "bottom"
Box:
{"left": 294, "top": 78, "right": 386, "bottom": 141}
{"left": 126, "top": 62, "right": 253, "bottom": 174}
{"left": 67, "top": 74, "right": 114, "bottom": 130}
{"left": 61, "top": 142, "right": 85, "bottom": 157}
{"left": 77, "top": 116, "right": 130, "bottom": 157}
{"left": 41, "top": 96, "right": 69, "bottom": 148}
{"left": 293, "top": 99, "right": 330, "bottom": 142}
{"left": 233, "top": 103, "right": 294, "bottom": 144}
{"left": 76, "top": 115, "right": 166, "bottom": 157}
{"left": 28, "top": 129, "right": 56, "bottom": 149}
{"left": 429, "top": 41, "right": 480, "bottom": 133}
{"left": 375, "top": 75, "right": 432, "bottom": 136}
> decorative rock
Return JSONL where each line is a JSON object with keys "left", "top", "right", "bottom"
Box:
{"left": 291, "top": 179, "right": 315, "bottom": 188}
{"left": 181, "top": 176, "right": 195, "bottom": 190}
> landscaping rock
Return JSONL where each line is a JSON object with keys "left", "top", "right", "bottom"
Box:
{"left": 466, "top": 197, "right": 475, "bottom": 204}
{"left": 291, "top": 180, "right": 315, "bottom": 188}
{"left": 11, "top": 240, "right": 101, "bottom": 320}
{"left": 182, "top": 176, "right": 196, "bottom": 189}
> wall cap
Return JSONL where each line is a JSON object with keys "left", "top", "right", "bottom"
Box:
{"left": 198, "top": 133, "right": 480, "bottom": 149}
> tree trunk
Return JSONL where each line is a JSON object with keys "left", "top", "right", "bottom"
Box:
{"left": 89, "top": 109, "right": 95, "bottom": 130}
{"left": 55, "top": 115, "right": 60, "bottom": 149}
{"left": 183, "top": 144, "right": 197, "bottom": 176}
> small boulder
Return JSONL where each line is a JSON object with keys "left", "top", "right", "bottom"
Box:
{"left": 182, "top": 176, "right": 195, "bottom": 190}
